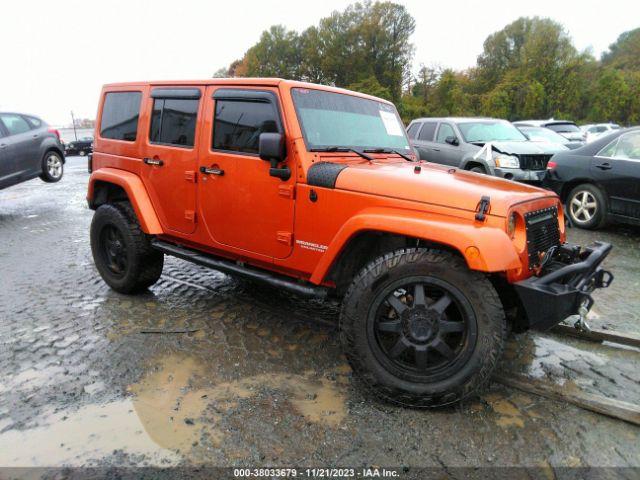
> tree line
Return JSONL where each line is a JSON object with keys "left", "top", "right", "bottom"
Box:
{"left": 214, "top": 1, "right": 640, "bottom": 125}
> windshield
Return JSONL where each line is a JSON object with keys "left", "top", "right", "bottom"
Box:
{"left": 458, "top": 121, "right": 527, "bottom": 143}
{"left": 547, "top": 123, "right": 580, "bottom": 133}
{"left": 520, "top": 126, "right": 568, "bottom": 143}
{"left": 291, "top": 88, "right": 410, "bottom": 152}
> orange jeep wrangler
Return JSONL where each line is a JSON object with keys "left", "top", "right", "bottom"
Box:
{"left": 87, "top": 79, "right": 613, "bottom": 407}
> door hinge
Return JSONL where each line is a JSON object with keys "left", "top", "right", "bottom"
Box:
{"left": 185, "top": 170, "right": 197, "bottom": 183}
{"left": 276, "top": 231, "right": 293, "bottom": 245}
{"left": 278, "top": 185, "right": 295, "bottom": 199}
{"left": 185, "top": 210, "right": 196, "bottom": 223}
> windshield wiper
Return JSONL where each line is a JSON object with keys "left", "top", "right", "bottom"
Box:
{"left": 363, "top": 148, "right": 414, "bottom": 162}
{"left": 309, "top": 147, "right": 373, "bottom": 161}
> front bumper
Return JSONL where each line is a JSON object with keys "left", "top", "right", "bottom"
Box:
{"left": 513, "top": 242, "right": 613, "bottom": 330}
{"left": 494, "top": 167, "right": 547, "bottom": 183}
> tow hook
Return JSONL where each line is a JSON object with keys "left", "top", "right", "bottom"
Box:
{"left": 574, "top": 304, "right": 591, "bottom": 333}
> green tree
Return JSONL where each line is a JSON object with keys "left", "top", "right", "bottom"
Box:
{"left": 602, "top": 28, "right": 640, "bottom": 71}
{"left": 590, "top": 68, "right": 630, "bottom": 122}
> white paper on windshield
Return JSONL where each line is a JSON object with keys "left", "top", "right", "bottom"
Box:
{"left": 379, "top": 110, "right": 404, "bottom": 137}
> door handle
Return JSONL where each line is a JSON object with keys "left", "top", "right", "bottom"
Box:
{"left": 143, "top": 157, "right": 164, "bottom": 166}
{"left": 200, "top": 166, "right": 224, "bottom": 176}
{"left": 432, "top": 148, "right": 440, "bottom": 152}
{"left": 595, "top": 163, "right": 612, "bottom": 170}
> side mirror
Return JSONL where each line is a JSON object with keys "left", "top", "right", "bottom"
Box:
{"left": 445, "top": 136, "right": 459, "bottom": 146}
{"left": 259, "top": 132, "right": 286, "bottom": 163}
{"left": 259, "top": 132, "right": 290, "bottom": 181}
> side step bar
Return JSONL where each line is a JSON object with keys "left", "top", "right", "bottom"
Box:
{"left": 151, "top": 240, "right": 329, "bottom": 299}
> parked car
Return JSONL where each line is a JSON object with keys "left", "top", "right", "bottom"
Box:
{"left": 87, "top": 79, "right": 613, "bottom": 407}
{"left": 406, "top": 117, "right": 566, "bottom": 183}
{"left": 580, "top": 123, "right": 621, "bottom": 143}
{"left": 0, "top": 112, "right": 65, "bottom": 190}
{"left": 65, "top": 136, "right": 93, "bottom": 156}
{"left": 517, "top": 125, "right": 583, "bottom": 150}
{"left": 545, "top": 127, "right": 640, "bottom": 229}
{"left": 513, "top": 119, "right": 585, "bottom": 144}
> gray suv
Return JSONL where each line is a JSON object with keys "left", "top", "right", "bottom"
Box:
{"left": 0, "top": 112, "right": 65, "bottom": 190}
{"left": 407, "top": 117, "right": 567, "bottom": 183}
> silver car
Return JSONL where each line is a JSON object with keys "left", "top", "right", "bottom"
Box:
{"left": 407, "top": 117, "right": 568, "bottom": 183}
{"left": 0, "top": 112, "right": 65, "bottom": 190}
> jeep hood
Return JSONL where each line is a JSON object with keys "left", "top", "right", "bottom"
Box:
{"left": 333, "top": 160, "right": 555, "bottom": 218}
{"left": 470, "top": 140, "right": 565, "bottom": 155}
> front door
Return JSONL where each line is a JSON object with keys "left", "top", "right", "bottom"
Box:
{"left": 140, "top": 87, "right": 203, "bottom": 234}
{"left": 197, "top": 86, "right": 295, "bottom": 259}
{"left": 591, "top": 130, "right": 640, "bottom": 220}
{"left": 434, "top": 122, "right": 461, "bottom": 167}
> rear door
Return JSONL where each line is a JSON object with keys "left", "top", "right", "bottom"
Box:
{"left": 591, "top": 131, "right": 640, "bottom": 220}
{"left": 434, "top": 122, "right": 461, "bottom": 166}
{"left": 0, "top": 124, "right": 13, "bottom": 187}
{"left": 140, "top": 87, "right": 203, "bottom": 234}
{"left": 0, "top": 113, "right": 40, "bottom": 176}
{"left": 197, "top": 86, "right": 295, "bottom": 259}
{"left": 412, "top": 121, "right": 437, "bottom": 161}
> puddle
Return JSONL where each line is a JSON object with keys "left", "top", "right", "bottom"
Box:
{"left": 483, "top": 393, "right": 525, "bottom": 428}
{"left": 0, "top": 401, "right": 181, "bottom": 467}
{"left": 128, "top": 355, "right": 348, "bottom": 454}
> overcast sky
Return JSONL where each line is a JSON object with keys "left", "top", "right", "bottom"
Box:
{"left": 1, "top": 0, "right": 638, "bottom": 125}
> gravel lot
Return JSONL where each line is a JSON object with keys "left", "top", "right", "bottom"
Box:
{"left": 0, "top": 157, "right": 639, "bottom": 472}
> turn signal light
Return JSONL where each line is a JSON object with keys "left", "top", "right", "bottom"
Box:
{"left": 547, "top": 160, "right": 557, "bottom": 170}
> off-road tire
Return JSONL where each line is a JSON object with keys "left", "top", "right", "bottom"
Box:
{"left": 566, "top": 183, "right": 607, "bottom": 230}
{"left": 40, "top": 151, "right": 64, "bottom": 183}
{"left": 340, "top": 248, "right": 506, "bottom": 407}
{"left": 90, "top": 202, "right": 164, "bottom": 294}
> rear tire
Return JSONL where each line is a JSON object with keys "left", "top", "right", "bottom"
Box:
{"left": 340, "top": 248, "right": 506, "bottom": 407}
{"left": 90, "top": 202, "right": 164, "bottom": 294}
{"left": 566, "top": 184, "right": 607, "bottom": 230}
{"left": 40, "top": 151, "right": 64, "bottom": 183}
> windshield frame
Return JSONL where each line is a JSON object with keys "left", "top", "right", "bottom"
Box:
{"left": 457, "top": 120, "right": 527, "bottom": 143}
{"left": 290, "top": 87, "right": 412, "bottom": 154}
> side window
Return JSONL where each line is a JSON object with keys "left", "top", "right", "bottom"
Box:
{"left": 149, "top": 98, "right": 199, "bottom": 148}
{"left": 213, "top": 99, "right": 280, "bottom": 154}
{"left": 597, "top": 138, "right": 619, "bottom": 158}
{"left": 0, "top": 114, "right": 31, "bottom": 136}
{"left": 406, "top": 123, "right": 420, "bottom": 139}
{"left": 25, "top": 116, "right": 42, "bottom": 129}
{"left": 417, "top": 122, "right": 437, "bottom": 141}
{"left": 436, "top": 123, "right": 456, "bottom": 143}
{"left": 613, "top": 132, "right": 640, "bottom": 160}
{"left": 100, "top": 91, "right": 142, "bottom": 141}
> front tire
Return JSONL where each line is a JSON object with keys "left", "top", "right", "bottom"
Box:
{"left": 40, "top": 151, "right": 64, "bottom": 183}
{"left": 340, "top": 248, "right": 506, "bottom": 407}
{"left": 90, "top": 202, "right": 164, "bottom": 294}
{"left": 566, "top": 184, "right": 607, "bottom": 230}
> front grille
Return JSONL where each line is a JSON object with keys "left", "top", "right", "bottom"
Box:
{"left": 518, "top": 154, "right": 552, "bottom": 171}
{"left": 525, "top": 206, "right": 561, "bottom": 268}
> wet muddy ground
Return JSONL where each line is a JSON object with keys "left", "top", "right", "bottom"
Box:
{"left": 0, "top": 158, "right": 639, "bottom": 470}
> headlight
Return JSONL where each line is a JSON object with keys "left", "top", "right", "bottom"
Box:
{"left": 495, "top": 154, "right": 520, "bottom": 169}
{"left": 507, "top": 213, "right": 517, "bottom": 238}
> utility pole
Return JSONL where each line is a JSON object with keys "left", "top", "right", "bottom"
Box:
{"left": 70, "top": 111, "right": 78, "bottom": 141}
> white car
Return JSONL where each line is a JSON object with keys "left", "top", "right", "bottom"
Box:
{"left": 581, "top": 123, "right": 621, "bottom": 143}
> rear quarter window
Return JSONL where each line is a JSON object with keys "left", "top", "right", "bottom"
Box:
{"left": 100, "top": 91, "right": 142, "bottom": 141}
